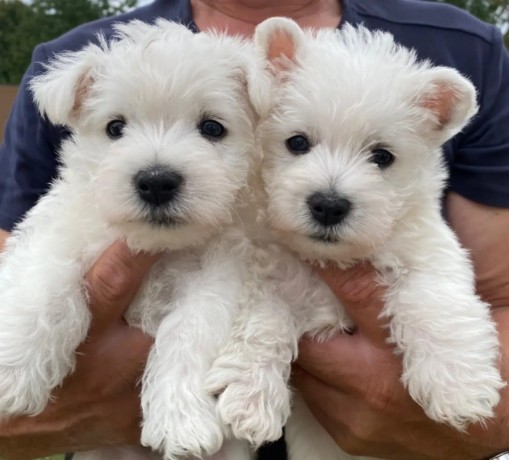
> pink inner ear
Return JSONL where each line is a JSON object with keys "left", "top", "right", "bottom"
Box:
{"left": 72, "top": 73, "right": 95, "bottom": 116}
{"left": 267, "top": 29, "right": 297, "bottom": 72}
{"left": 421, "top": 82, "right": 459, "bottom": 129}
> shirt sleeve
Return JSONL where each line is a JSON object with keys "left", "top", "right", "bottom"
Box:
{"left": 449, "top": 26, "right": 509, "bottom": 208}
{"left": 0, "top": 43, "right": 64, "bottom": 232}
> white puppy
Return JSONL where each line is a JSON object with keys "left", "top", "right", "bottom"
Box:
{"left": 0, "top": 19, "right": 258, "bottom": 460}
{"left": 206, "top": 18, "right": 505, "bottom": 460}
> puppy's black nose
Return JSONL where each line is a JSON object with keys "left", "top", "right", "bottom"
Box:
{"left": 307, "top": 192, "right": 352, "bottom": 227}
{"left": 134, "top": 168, "right": 183, "bottom": 206}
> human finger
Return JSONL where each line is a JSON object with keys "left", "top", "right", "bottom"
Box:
{"left": 315, "top": 263, "right": 388, "bottom": 345}
{"left": 91, "top": 326, "right": 153, "bottom": 389}
{"left": 296, "top": 333, "right": 369, "bottom": 387}
{"left": 292, "top": 364, "right": 354, "bottom": 430}
{"left": 85, "top": 240, "right": 160, "bottom": 335}
{"left": 293, "top": 367, "right": 404, "bottom": 457}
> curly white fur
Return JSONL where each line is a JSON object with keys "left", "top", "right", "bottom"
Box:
{"left": 206, "top": 19, "right": 505, "bottom": 460}
{"left": 0, "top": 19, "right": 260, "bottom": 460}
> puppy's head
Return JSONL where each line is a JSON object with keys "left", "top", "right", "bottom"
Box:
{"left": 252, "top": 18, "right": 478, "bottom": 263}
{"left": 31, "top": 19, "right": 257, "bottom": 251}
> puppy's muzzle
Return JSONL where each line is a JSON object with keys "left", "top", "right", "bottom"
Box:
{"left": 307, "top": 192, "right": 352, "bottom": 227}
{"left": 134, "top": 167, "right": 183, "bottom": 207}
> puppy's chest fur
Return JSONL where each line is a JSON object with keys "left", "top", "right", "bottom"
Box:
{"left": 234, "top": 194, "right": 353, "bottom": 338}
{"left": 125, "top": 249, "right": 204, "bottom": 336}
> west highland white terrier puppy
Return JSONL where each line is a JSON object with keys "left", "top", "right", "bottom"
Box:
{"left": 206, "top": 18, "right": 505, "bottom": 460}
{"left": 0, "top": 19, "right": 258, "bottom": 460}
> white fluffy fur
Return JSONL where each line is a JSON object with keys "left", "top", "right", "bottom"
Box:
{"left": 0, "top": 19, "right": 260, "bottom": 460}
{"left": 205, "top": 18, "right": 505, "bottom": 460}
{"left": 0, "top": 17, "right": 504, "bottom": 460}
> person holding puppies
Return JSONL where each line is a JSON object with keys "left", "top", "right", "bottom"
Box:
{"left": 1, "top": 0, "right": 508, "bottom": 459}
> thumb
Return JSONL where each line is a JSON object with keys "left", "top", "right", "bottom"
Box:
{"left": 315, "top": 263, "right": 388, "bottom": 345}
{"left": 85, "top": 240, "right": 160, "bottom": 335}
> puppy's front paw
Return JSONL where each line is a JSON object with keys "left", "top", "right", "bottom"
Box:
{"left": 0, "top": 366, "right": 53, "bottom": 417}
{"left": 206, "top": 355, "right": 291, "bottom": 447}
{"left": 142, "top": 393, "right": 223, "bottom": 460}
{"left": 405, "top": 359, "right": 504, "bottom": 430}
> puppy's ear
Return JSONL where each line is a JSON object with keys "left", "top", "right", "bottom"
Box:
{"left": 254, "top": 17, "right": 305, "bottom": 74}
{"left": 416, "top": 67, "right": 478, "bottom": 144}
{"left": 30, "top": 42, "right": 105, "bottom": 126}
{"left": 247, "top": 17, "right": 305, "bottom": 117}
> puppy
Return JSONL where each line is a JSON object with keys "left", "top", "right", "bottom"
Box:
{"left": 206, "top": 18, "right": 505, "bottom": 460}
{"left": 0, "top": 19, "right": 258, "bottom": 460}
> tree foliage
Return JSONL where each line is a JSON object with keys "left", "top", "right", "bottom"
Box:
{"left": 433, "top": 0, "right": 509, "bottom": 46}
{"left": 436, "top": 0, "right": 508, "bottom": 25}
{"left": 0, "top": 0, "right": 136, "bottom": 84}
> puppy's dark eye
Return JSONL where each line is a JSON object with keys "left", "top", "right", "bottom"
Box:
{"left": 286, "top": 135, "right": 310, "bottom": 155}
{"left": 370, "top": 148, "right": 395, "bottom": 169}
{"left": 199, "top": 119, "right": 226, "bottom": 139}
{"left": 106, "top": 119, "right": 126, "bottom": 139}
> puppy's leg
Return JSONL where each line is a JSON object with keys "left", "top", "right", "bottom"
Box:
{"left": 205, "top": 249, "right": 351, "bottom": 448}
{"left": 0, "top": 235, "right": 90, "bottom": 416}
{"left": 380, "top": 220, "right": 505, "bottom": 430}
{"left": 206, "top": 289, "right": 297, "bottom": 448}
{"left": 140, "top": 255, "right": 243, "bottom": 460}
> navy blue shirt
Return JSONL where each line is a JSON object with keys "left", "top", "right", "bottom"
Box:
{"left": 0, "top": 1, "right": 508, "bottom": 456}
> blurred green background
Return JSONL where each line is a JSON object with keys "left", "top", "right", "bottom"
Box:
{"left": 0, "top": 0, "right": 508, "bottom": 85}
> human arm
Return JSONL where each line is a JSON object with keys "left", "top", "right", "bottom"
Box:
{"left": 0, "top": 239, "right": 156, "bottom": 460}
{"left": 294, "top": 192, "right": 509, "bottom": 459}
{"left": 0, "top": 229, "right": 8, "bottom": 253}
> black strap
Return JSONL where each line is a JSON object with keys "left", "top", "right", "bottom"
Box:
{"left": 257, "top": 436, "right": 288, "bottom": 460}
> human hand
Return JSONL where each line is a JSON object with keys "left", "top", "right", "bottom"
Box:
{"left": 293, "top": 264, "right": 509, "bottom": 460}
{"left": 0, "top": 240, "right": 158, "bottom": 460}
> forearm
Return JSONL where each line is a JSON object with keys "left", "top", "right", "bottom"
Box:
{"left": 446, "top": 193, "right": 509, "bottom": 310}
{"left": 0, "top": 229, "right": 9, "bottom": 253}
